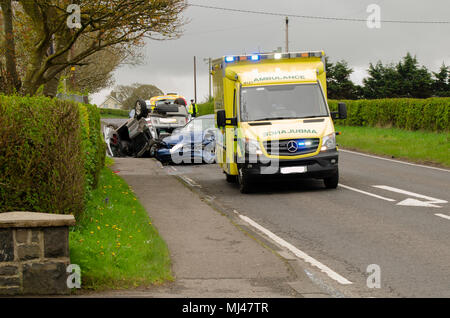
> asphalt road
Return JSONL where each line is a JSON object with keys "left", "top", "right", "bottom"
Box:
{"left": 168, "top": 151, "right": 450, "bottom": 298}
{"left": 101, "top": 117, "right": 449, "bottom": 297}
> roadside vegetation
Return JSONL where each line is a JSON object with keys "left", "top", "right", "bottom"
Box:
{"left": 99, "top": 108, "right": 130, "bottom": 119}
{"left": 335, "top": 125, "right": 450, "bottom": 167}
{"left": 70, "top": 157, "right": 173, "bottom": 290}
{"left": 197, "top": 97, "right": 214, "bottom": 116}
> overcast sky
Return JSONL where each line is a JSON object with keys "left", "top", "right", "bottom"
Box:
{"left": 91, "top": 0, "right": 450, "bottom": 105}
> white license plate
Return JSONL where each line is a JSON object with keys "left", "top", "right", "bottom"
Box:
{"left": 160, "top": 118, "right": 177, "bottom": 123}
{"left": 280, "top": 166, "right": 307, "bottom": 174}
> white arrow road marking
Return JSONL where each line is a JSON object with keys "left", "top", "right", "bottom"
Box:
{"left": 239, "top": 214, "right": 353, "bottom": 285}
{"left": 435, "top": 214, "right": 450, "bottom": 221}
{"left": 373, "top": 185, "right": 448, "bottom": 208}
{"left": 339, "top": 184, "right": 396, "bottom": 202}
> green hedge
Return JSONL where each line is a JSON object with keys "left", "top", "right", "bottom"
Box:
{"left": 80, "top": 104, "right": 106, "bottom": 191}
{"left": 329, "top": 98, "right": 450, "bottom": 132}
{"left": 0, "top": 96, "right": 105, "bottom": 217}
{"left": 197, "top": 100, "right": 214, "bottom": 116}
{"left": 98, "top": 108, "right": 129, "bottom": 117}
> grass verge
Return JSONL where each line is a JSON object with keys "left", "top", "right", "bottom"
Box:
{"left": 100, "top": 114, "right": 129, "bottom": 119}
{"left": 335, "top": 125, "right": 450, "bottom": 167}
{"left": 69, "top": 162, "right": 173, "bottom": 290}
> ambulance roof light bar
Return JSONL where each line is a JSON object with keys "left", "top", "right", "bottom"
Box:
{"left": 224, "top": 51, "right": 323, "bottom": 63}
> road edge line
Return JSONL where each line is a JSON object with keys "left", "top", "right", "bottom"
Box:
{"left": 340, "top": 149, "right": 450, "bottom": 173}
{"left": 238, "top": 214, "right": 353, "bottom": 286}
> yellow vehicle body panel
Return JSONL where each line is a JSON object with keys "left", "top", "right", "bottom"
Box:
{"left": 149, "top": 94, "right": 186, "bottom": 110}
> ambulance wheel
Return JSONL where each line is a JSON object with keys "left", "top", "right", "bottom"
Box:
{"left": 225, "top": 173, "right": 237, "bottom": 183}
{"left": 238, "top": 168, "right": 253, "bottom": 193}
{"left": 323, "top": 169, "right": 339, "bottom": 189}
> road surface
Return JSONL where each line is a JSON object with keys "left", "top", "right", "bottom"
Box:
{"left": 166, "top": 150, "right": 450, "bottom": 297}
{"left": 102, "top": 118, "right": 449, "bottom": 297}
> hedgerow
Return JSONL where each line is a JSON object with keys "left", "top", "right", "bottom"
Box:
{"left": 98, "top": 108, "right": 129, "bottom": 117}
{"left": 0, "top": 95, "right": 105, "bottom": 217}
{"left": 328, "top": 98, "right": 449, "bottom": 132}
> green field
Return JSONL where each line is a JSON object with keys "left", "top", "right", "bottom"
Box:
{"left": 336, "top": 125, "right": 450, "bottom": 167}
{"left": 69, "top": 160, "right": 173, "bottom": 290}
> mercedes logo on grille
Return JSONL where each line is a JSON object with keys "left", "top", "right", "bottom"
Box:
{"left": 287, "top": 140, "right": 298, "bottom": 153}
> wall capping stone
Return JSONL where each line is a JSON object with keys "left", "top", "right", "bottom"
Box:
{"left": 0, "top": 212, "right": 75, "bottom": 228}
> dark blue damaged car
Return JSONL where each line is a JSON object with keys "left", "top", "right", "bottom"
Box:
{"left": 155, "top": 114, "right": 217, "bottom": 164}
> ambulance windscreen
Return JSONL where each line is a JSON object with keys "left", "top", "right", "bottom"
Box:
{"left": 240, "top": 83, "right": 328, "bottom": 122}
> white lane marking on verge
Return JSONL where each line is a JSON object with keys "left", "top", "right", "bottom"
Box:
{"left": 373, "top": 185, "right": 448, "bottom": 208}
{"left": 435, "top": 214, "right": 450, "bottom": 221}
{"left": 339, "top": 184, "right": 396, "bottom": 202}
{"left": 340, "top": 149, "right": 450, "bottom": 173}
{"left": 238, "top": 214, "right": 353, "bottom": 285}
{"left": 180, "top": 175, "right": 201, "bottom": 188}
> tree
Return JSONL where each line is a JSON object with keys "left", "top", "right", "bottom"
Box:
{"left": 395, "top": 53, "right": 433, "bottom": 98}
{"left": 362, "top": 62, "right": 400, "bottom": 99}
{"left": 59, "top": 40, "right": 142, "bottom": 94}
{"left": 432, "top": 63, "right": 449, "bottom": 97}
{"left": 362, "top": 53, "right": 434, "bottom": 99}
{"left": 0, "top": 0, "right": 20, "bottom": 93}
{"left": 110, "top": 83, "right": 164, "bottom": 110}
{"left": 0, "top": 0, "right": 186, "bottom": 96}
{"left": 325, "top": 57, "right": 358, "bottom": 99}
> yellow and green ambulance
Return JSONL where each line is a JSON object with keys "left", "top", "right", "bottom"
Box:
{"left": 212, "top": 51, "right": 347, "bottom": 193}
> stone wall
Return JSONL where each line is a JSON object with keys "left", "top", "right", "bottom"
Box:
{"left": 0, "top": 212, "right": 75, "bottom": 295}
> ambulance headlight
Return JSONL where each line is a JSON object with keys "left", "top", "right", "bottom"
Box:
{"left": 321, "top": 133, "right": 336, "bottom": 151}
{"left": 245, "top": 138, "right": 263, "bottom": 156}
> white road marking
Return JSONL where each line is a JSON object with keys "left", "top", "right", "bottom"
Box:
{"left": 339, "top": 184, "right": 396, "bottom": 202}
{"left": 179, "top": 175, "right": 201, "bottom": 188}
{"left": 373, "top": 185, "right": 447, "bottom": 208}
{"left": 238, "top": 214, "right": 353, "bottom": 285}
{"left": 435, "top": 214, "right": 450, "bottom": 221}
{"left": 340, "top": 149, "right": 450, "bottom": 173}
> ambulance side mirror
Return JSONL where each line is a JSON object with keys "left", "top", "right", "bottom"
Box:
{"left": 338, "top": 102, "right": 347, "bottom": 119}
{"left": 217, "top": 110, "right": 226, "bottom": 127}
{"left": 331, "top": 103, "right": 347, "bottom": 120}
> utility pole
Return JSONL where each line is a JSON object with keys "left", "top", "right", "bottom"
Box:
{"left": 285, "top": 16, "right": 289, "bottom": 52}
{"left": 203, "top": 57, "right": 212, "bottom": 100}
{"left": 209, "top": 58, "right": 212, "bottom": 100}
{"left": 193, "top": 56, "right": 197, "bottom": 104}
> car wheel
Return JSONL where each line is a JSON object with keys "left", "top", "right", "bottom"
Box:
{"left": 324, "top": 169, "right": 339, "bottom": 189}
{"left": 135, "top": 99, "right": 148, "bottom": 120}
{"left": 202, "top": 147, "right": 216, "bottom": 164}
{"left": 149, "top": 141, "right": 159, "bottom": 158}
